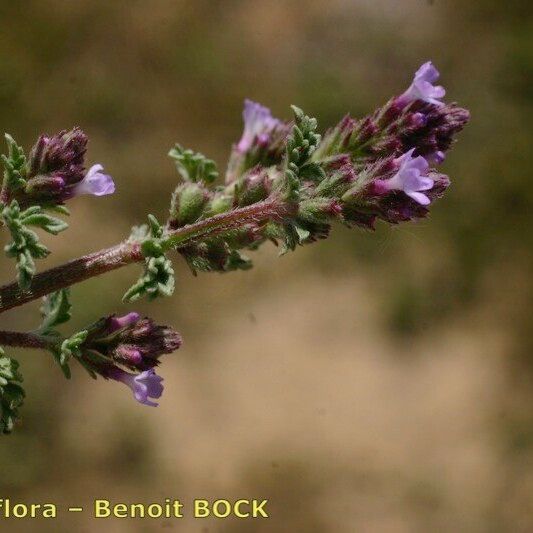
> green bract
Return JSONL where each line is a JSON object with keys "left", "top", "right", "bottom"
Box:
{"left": 1, "top": 134, "right": 27, "bottom": 196}
{"left": 0, "top": 350, "right": 25, "bottom": 435}
{"left": 123, "top": 215, "right": 175, "bottom": 302}
{"left": 39, "top": 289, "right": 73, "bottom": 333}
{"left": 2, "top": 200, "right": 68, "bottom": 290}
{"left": 168, "top": 144, "right": 219, "bottom": 184}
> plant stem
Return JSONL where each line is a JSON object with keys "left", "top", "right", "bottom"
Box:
{"left": 0, "top": 242, "right": 142, "bottom": 314}
{"left": 162, "top": 198, "right": 287, "bottom": 250}
{"left": 0, "top": 199, "right": 289, "bottom": 315}
{"left": 0, "top": 330, "right": 55, "bottom": 350}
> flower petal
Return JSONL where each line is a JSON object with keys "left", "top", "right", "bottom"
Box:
{"left": 406, "top": 191, "right": 431, "bottom": 205}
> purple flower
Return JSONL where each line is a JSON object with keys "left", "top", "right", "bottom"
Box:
{"left": 110, "top": 368, "right": 164, "bottom": 407}
{"left": 226, "top": 100, "right": 290, "bottom": 184}
{"left": 72, "top": 164, "right": 115, "bottom": 197}
{"left": 107, "top": 312, "right": 141, "bottom": 333}
{"left": 373, "top": 149, "right": 434, "bottom": 205}
{"left": 426, "top": 150, "right": 446, "bottom": 165}
{"left": 237, "top": 99, "right": 281, "bottom": 153}
{"left": 399, "top": 61, "right": 446, "bottom": 107}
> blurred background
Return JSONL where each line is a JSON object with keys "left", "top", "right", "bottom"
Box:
{"left": 0, "top": 0, "right": 531, "bottom": 531}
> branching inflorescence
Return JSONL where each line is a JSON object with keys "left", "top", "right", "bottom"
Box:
{"left": 0, "top": 62, "right": 469, "bottom": 434}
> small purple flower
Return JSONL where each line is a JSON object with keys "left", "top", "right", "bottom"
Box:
{"left": 110, "top": 368, "right": 164, "bottom": 407}
{"left": 72, "top": 164, "right": 115, "bottom": 197}
{"left": 115, "top": 346, "right": 143, "bottom": 365}
{"left": 108, "top": 312, "right": 141, "bottom": 333}
{"left": 373, "top": 149, "right": 434, "bottom": 205}
{"left": 237, "top": 99, "right": 281, "bottom": 153}
{"left": 426, "top": 150, "right": 446, "bottom": 165}
{"left": 399, "top": 61, "right": 446, "bottom": 107}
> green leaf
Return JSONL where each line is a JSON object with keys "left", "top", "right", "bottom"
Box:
{"left": 147, "top": 214, "right": 164, "bottom": 238}
{"left": 1, "top": 134, "right": 27, "bottom": 200}
{"left": 124, "top": 214, "right": 175, "bottom": 302}
{"left": 123, "top": 255, "right": 175, "bottom": 302}
{"left": 21, "top": 211, "right": 69, "bottom": 235}
{"left": 39, "top": 289, "right": 72, "bottom": 332}
{"left": 275, "top": 106, "right": 322, "bottom": 204}
{"left": 294, "top": 224, "right": 311, "bottom": 243}
{"left": 50, "top": 347, "right": 71, "bottom": 379}
{"left": 49, "top": 330, "right": 88, "bottom": 378}
{"left": 1, "top": 200, "right": 68, "bottom": 289}
{"left": 168, "top": 144, "right": 219, "bottom": 184}
{"left": 0, "top": 349, "right": 25, "bottom": 435}
{"left": 287, "top": 106, "right": 322, "bottom": 170}
{"left": 226, "top": 250, "right": 253, "bottom": 271}
{"left": 47, "top": 204, "right": 70, "bottom": 216}
{"left": 60, "top": 330, "right": 88, "bottom": 365}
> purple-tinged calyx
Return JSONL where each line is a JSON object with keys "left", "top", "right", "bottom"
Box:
{"left": 78, "top": 312, "right": 181, "bottom": 374}
{"left": 108, "top": 368, "right": 164, "bottom": 407}
{"left": 226, "top": 100, "right": 290, "bottom": 184}
{"left": 29, "top": 128, "right": 87, "bottom": 180}
{"left": 22, "top": 127, "right": 116, "bottom": 206}
{"left": 237, "top": 99, "right": 282, "bottom": 153}
{"left": 373, "top": 149, "right": 434, "bottom": 205}
{"left": 398, "top": 61, "right": 446, "bottom": 107}
{"left": 72, "top": 164, "right": 115, "bottom": 197}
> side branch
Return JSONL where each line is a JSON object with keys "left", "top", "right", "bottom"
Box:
{"left": 0, "top": 242, "right": 143, "bottom": 314}
{"left": 0, "top": 330, "right": 55, "bottom": 350}
{"left": 0, "top": 199, "right": 289, "bottom": 314}
{"left": 162, "top": 197, "right": 290, "bottom": 250}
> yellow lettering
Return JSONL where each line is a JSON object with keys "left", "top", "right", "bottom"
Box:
{"left": 252, "top": 500, "right": 268, "bottom": 518}
{"left": 113, "top": 503, "right": 128, "bottom": 518}
{"left": 130, "top": 503, "right": 145, "bottom": 518}
{"left": 213, "top": 500, "right": 231, "bottom": 518}
{"left": 234, "top": 500, "right": 250, "bottom": 518}
{"left": 194, "top": 500, "right": 210, "bottom": 517}
{"left": 147, "top": 504, "right": 162, "bottom": 518}
{"left": 95, "top": 499, "right": 111, "bottom": 518}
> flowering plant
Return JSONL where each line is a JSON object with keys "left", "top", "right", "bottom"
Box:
{"left": 0, "top": 62, "right": 469, "bottom": 434}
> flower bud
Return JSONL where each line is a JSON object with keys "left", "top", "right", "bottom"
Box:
{"left": 226, "top": 100, "right": 291, "bottom": 183}
{"left": 29, "top": 128, "right": 87, "bottom": 179}
{"left": 298, "top": 198, "right": 342, "bottom": 224}
{"left": 206, "top": 194, "right": 233, "bottom": 216}
{"left": 80, "top": 312, "right": 182, "bottom": 373}
{"left": 314, "top": 163, "right": 356, "bottom": 198}
{"left": 168, "top": 182, "right": 210, "bottom": 228}
{"left": 234, "top": 167, "right": 271, "bottom": 206}
{"left": 20, "top": 128, "right": 115, "bottom": 206}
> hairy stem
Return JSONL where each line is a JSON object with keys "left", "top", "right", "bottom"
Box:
{"left": 0, "top": 330, "right": 55, "bottom": 350}
{"left": 0, "top": 242, "right": 143, "bottom": 314}
{"left": 0, "top": 199, "right": 288, "bottom": 314}
{"left": 162, "top": 198, "right": 287, "bottom": 250}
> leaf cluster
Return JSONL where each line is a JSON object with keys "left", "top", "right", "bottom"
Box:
{"left": 2, "top": 200, "right": 68, "bottom": 289}
{"left": 123, "top": 215, "right": 175, "bottom": 302}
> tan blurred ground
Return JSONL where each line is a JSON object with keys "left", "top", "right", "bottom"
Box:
{"left": 0, "top": 1, "right": 532, "bottom": 532}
